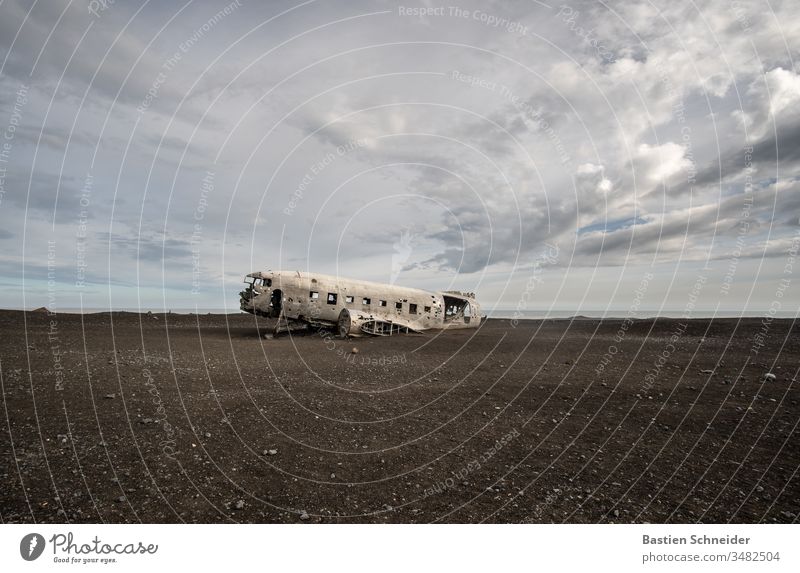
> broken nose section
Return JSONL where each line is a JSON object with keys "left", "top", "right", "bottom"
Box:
{"left": 239, "top": 287, "right": 256, "bottom": 313}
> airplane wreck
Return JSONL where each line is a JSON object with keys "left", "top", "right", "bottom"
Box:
{"left": 240, "top": 270, "right": 482, "bottom": 337}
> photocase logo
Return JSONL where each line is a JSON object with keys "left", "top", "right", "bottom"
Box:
{"left": 20, "top": 533, "right": 45, "bottom": 561}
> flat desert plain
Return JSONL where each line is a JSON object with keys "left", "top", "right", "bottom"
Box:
{"left": 1, "top": 310, "right": 798, "bottom": 523}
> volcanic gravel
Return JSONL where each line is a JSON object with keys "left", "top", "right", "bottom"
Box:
{"left": 1, "top": 310, "right": 798, "bottom": 523}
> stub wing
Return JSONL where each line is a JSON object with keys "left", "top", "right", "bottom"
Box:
{"left": 337, "top": 309, "right": 419, "bottom": 337}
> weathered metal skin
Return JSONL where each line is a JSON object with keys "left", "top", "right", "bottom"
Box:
{"left": 240, "top": 270, "right": 482, "bottom": 336}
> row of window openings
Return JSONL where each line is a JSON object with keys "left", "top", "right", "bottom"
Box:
{"left": 309, "top": 291, "right": 430, "bottom": 314}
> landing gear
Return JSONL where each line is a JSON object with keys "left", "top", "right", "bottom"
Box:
{"left": 272, "top": 311, "right": 309, "bottom": 336}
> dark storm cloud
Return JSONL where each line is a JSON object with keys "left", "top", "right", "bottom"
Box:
{"left": 688, "top": 120, "right": 800, "bottom": 190}
{"left": 574, "top": 180, "right": 800, "bottom": 263}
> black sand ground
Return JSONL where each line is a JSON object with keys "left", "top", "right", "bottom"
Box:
{"left": 1, "top": 310, "right": 798, "bottom": 523}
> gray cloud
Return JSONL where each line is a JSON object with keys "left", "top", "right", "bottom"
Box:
{"left": 0, "top": 0, "right": 798, "bottom": 311}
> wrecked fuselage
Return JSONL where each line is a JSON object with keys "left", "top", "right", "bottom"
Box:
{"left": 240, "top": 270, "right": 482, "bottom": 337}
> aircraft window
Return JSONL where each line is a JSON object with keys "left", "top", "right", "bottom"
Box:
{"left": 310, "top": 291, "right": 319, "bottom": 299}
{"left": 395, "top": 302, "right": 403, "bottom": 310}
{"left": 379, "top": 300, "right": 387, "bottom": 307}
{"left": 409, "top": 303, "right": 418, "bottom": 314}
{"left": 261, "top": 278, "right": 272, "bottom": 287}
{"left": 327, "top": 293, "right": 338, "bottom": 305}
{"left": 362, "top": 297, "right": 371, "bottom": 305}
{"left": 424, "top": 306, "right": 431, "bottom": 313}
{"left": 345, "top": 295, "right": 354, "bottom": 303}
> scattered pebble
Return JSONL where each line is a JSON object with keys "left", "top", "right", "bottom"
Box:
{"left": 234, "top": 500, "right": 245, "bottom": 510}
{"left": 351, "top": 347, "right": 359, "bottom": 354}
{"left": 267, "top": 449, "right": 278, "bottom": 456}
{"left": 104, "top": 393, "right": 116, "bottom": 399}
{"left": 299, "top": 511, "right": 310, "bottom": 521}
{"left": 763, "top": 373, "right": 776, "bottom": 382}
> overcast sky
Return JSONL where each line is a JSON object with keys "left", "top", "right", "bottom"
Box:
{"left": 0, "top": 0, "right": 798, "bottom": 315}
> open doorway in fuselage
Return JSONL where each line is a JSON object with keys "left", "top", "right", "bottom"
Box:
{"left": 443, "top": 295, "right": 469, "bottom": 324}
{"left": 270, "top": 289, "right": 283, "bottom": 317}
